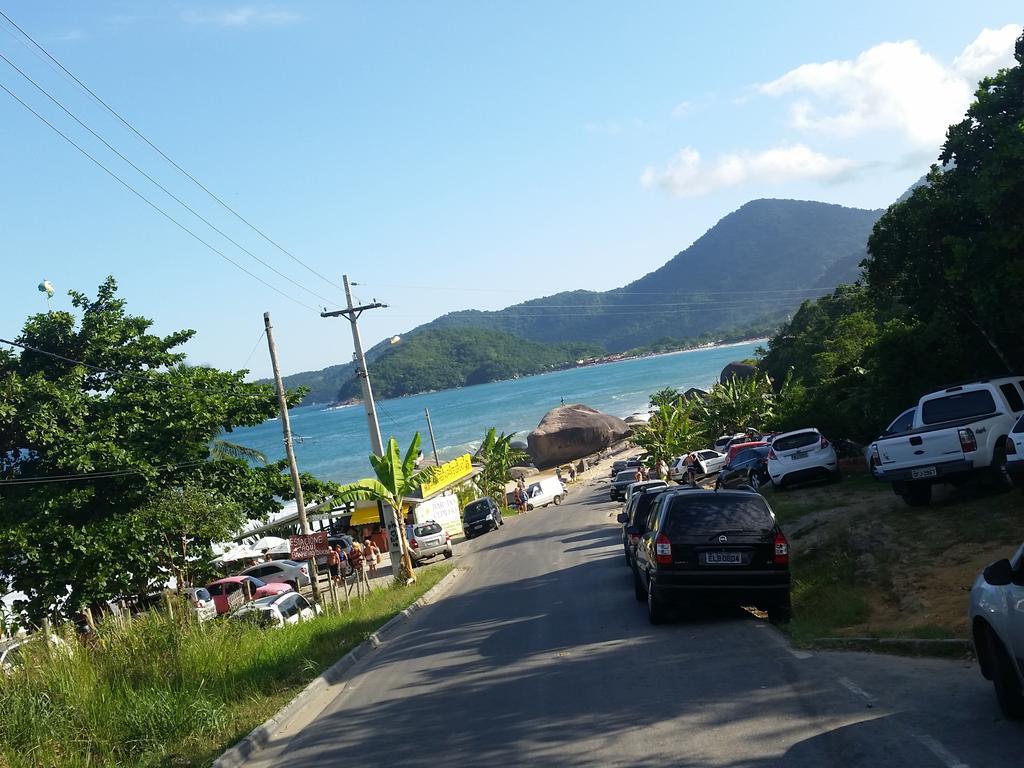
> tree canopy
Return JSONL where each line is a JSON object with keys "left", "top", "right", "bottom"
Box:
{"left": 0, "top": 278, "right": 334, "bottom": 621}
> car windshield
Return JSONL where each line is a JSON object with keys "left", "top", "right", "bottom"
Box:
{"left": 921, "top": 389, "right": 997, "bottom": 424}
{"left": 414, "top": 522, "right": 442, "bottom": 536}
{"left": 773, "top": 432, "right": 819, "bottom": 452}
{"left": 630, "top": 490, "right": 667, "bottom": 525}
{"left": 463, "top": 501, "right": 491, "bottom": 521}
{"left": 192, "top": 588, "right": 211, "bottom": 602}
{"left": 664, "top": 495, "right": 774, "bottom": 536}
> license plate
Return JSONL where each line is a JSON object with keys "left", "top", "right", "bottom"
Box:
{"left": 911, "top": 466, "right": 937, "bottom": 479}
{"left": 704, "top": 551, "right": 742, "bottom": 565}
{"left": 792, "top": 451, "right": 808, "bottom": 459}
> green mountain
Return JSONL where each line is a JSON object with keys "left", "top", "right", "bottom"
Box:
{"left": 336, "top": 328, "right": 601, "bottom": 401}
{"left": 271, "top": 198, "right": 884, "bottom": 403}
{"left": 424, "top": 199, "right": 883, "bottom": 350}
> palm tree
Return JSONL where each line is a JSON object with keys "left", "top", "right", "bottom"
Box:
{"left": 475, "top": 428, "right": 529, "bottom": 507}
{"left": 335, "top": 433, "right": 438, "bottom": 584}
{"left": 209, "top": 429, "right": 267, "bottom": 463}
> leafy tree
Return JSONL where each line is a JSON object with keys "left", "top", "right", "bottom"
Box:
{"left": 0, "top": 278, "right": 319, "bottom": 621}
{"left": 649, "top": 387, "right": 681, "bottom": 409}
{"left": 334, "top": 433, "right": 438, "bottom": 584}
{"left": 632, "top": 399, "right": 705, "bottom": 464}
{"left": 474, "top": 428, "right": 529, "bottom": 507}
{"left": 695, "top": 374, "right": 779, "bottom": 440}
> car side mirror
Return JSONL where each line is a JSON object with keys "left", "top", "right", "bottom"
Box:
{"left": 617, "top": 512, "right": 629, "bottom": 524}
{"left": 984, "top": 558, "right": 1014, "bottom": 586}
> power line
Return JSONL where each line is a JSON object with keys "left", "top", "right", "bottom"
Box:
{"left": 0, "top": 80, "right": 320, "bottom": 313}
{"left": 0, "top": 50, "right": 337, "bottom": 306}
{"left": 0, "top": 8, "right": 346, "bottom": 296}
{"left": 362, "top": 282, "right": 836, "bottom": 296}
{"left": 0, "top": 460, "right": 208, "bottom": 486}
{"left": 240, "top": 330, "right": 267, "bottom": 370}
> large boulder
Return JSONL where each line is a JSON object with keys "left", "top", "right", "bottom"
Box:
{"left": 720, "top": 361, "right": 758, "bottom": 384}
{"left": 527, "top": 404, "right": 632, "bottom": 467}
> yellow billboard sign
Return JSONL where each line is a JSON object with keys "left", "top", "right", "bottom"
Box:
{"left": 420, "top": 453, "right": 474, "bottom": 498}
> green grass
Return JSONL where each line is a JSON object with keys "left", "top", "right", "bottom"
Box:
{"left": 0, "top": 564, "right": 452, "bottom": 768}
{"left": 783, "top": 542, "right": 870, "bottom": 646}
{"left": 767, "top": 474, "right": 890, "bottom": 527}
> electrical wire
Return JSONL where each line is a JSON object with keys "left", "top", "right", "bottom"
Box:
{"left": 361, "top": 282, "right": 838, "bottom": 296}
{"left": 0, "top": 460, "right": 207, "bottom": 486}
{"left": 0, "top": 8, "right": 346, "bottom": 296}
{"left": 0, "top": 80, "right": 320, "bottom": 313}
{"left": 0, "top": 51, "right": 337, "bottom": 306}
{"left": 240, "top": 330, "right": 267, "bottom": 371}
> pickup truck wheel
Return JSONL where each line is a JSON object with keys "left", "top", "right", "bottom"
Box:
{"left": 901, "top": 481, "right": 932, "bottom": 506}
{"left": 988, "top": 628, "right": 1024, "bottom": 718}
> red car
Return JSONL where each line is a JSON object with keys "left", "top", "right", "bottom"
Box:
{"left": 726, "top": 441, "right": 768, "bottom": 463}
{"left": 205, "top": 576, "right": 292, "bottom": 616}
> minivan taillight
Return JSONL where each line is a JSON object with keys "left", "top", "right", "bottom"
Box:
{"left": 773, "top": 532, "right": 789, "bottom": 565}
{"left": 655, "top": 533, "right": 672, "bottom": 565}
{"left": 1007, "top": 437, "right": 1017, "bottom": 456}
{"left": 958, "top": 428, "right": 977, "bottom": 453}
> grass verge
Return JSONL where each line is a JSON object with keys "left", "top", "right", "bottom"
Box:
{"left": 0, "top": 564, "right": 452, "bottom": 768}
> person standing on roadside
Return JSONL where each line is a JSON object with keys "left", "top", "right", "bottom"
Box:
{"left": 326, "top": 545, "right": 341, "bottom": 586}
{"left": 686, "top": 453, "right": 699, "bottom": 485}
{"left": 656, "top": 458, "right": 668, "bottom": 481}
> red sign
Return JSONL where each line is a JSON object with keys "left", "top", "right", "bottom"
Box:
{"left": 289, "top": 531, "right": 330, "bottom": 560}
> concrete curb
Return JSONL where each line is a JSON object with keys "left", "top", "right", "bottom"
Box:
{"left": 212, "top": 567, "right": 464, "bottom": 768}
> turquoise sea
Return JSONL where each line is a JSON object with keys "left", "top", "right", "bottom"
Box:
{"left": 234, "top": 341, "right": 762, "bottom": 484}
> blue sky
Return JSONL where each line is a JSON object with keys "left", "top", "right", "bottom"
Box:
{"left": 1, "top": 2, "right": 1020, "bottom": 378}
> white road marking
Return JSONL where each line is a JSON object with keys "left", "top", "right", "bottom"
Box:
{"left": 914, "top": 734, "right": 969, "bottom": 768}
{"left": 789, "top": 648, "right": 812, "bottom": 660}
{"left": 838, "top": 676, "right": 876, "bottom": 703}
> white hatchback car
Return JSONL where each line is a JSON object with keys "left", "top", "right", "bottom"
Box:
{"left": 767, "top": 428, "right": 839, "bottom": 488}
{"left": 231, "top": 592, "right": 320, "bottom": 629}
{"left": 183, "top": 587, "right": 218, "bottom": 622}
{"left": 969, "top": 544, "right": 1024, "bottom": 718}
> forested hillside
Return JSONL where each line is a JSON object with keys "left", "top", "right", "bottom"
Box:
{"left": 335, "top": 328, "right": 602, "bottom": 400}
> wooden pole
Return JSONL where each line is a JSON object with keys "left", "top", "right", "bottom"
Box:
{"left": 264, "top": 312, "right": 321, "bottom": 606}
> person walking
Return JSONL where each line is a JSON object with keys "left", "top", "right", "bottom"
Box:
{"left": 348, "top": 541, "right": 370, "bottom": 597}
{"left": 365, "top": 538, "right": 380, "bottom": 577}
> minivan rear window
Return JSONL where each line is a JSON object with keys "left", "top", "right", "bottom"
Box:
{"left": 664, "top": 495, "right": 774, "bottom": 536}
{"left": 921, "top": 390, "right": 997, "bottom": 424}
{"left": 414, "top": 523, "right": 442, "bottom": 536}
{"left": 772, "top": 431, "right": 819, "bottom": 452}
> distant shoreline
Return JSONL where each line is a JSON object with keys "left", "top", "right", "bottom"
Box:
{"left": 321, "top": 336, "right": 767, "bottom": 409}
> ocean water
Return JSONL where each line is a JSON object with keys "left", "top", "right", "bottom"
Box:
{"left": 233, "top": 341, "right": 762, "bottom": 483}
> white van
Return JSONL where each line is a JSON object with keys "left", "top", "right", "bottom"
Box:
{"left": 524, "top": 477, "right": 567, "bottom": 510}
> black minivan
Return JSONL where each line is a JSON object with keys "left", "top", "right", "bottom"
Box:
{"left": 633, "top": 489, "right": 791, "bottom": 624}
{"left": 462, "top": 496, "right": 504, "bottom": 539}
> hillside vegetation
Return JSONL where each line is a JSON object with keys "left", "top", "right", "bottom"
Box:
{"left": 336, "top": 328, "right": 602, "bottom": 401}
{"left": 761, "top": 32, "right": 1024, "bottom": 443}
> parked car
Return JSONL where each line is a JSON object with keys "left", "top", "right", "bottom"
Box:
{"left": 183, "top": 586, "right": 218, "bottom": 622}
{"left": 865, "top": 407, "right": 917, "bottom": 471}
{"left": 1005, "top": 414, "right": 1024, "bottom": 487}
{"left": 871, "top": 377, "right": 1024, "bottom": 505}
{"left": 205, "top": 576, "right": 292, "bottom": 616}
{"left": 231, "top": 592, "right": 321, "bottom": 629}
{"left": 408, "top": 520, "right": 454, "bottom": 565}
{"left": 463, "top": 496, "right": 504, "bottom": 538}
{"left": 0, "top": 634, "right": 67, "bottom": 673}
{"left": 725, "top": 441, "right": 768, "bottom": 463}
{"left": 610, "top": 458, "right": 642, "bottom": 479}
{"left": 611, "top": 470, "right": 640, "bottom": 501}
{"left": 969, "top": 543, "right": 1024, "bottom": 718}
{"left": 713, "top": 433, "right": 746, "bottom": 452}
{"left": 625, "top": 479, "right": 667, "bottom": 507}
{"left": 240, "top": 559, "right": 311, "bottom": 590}
{"left": 523, "top": 477, "right": 567, "bottom": 509}
{"left": 716, "top": 446, "right": 771, "bottom": 490}
{"left": 633, "top": 489, "right": 791, "bottom": 624}
{"left": 670, "top": 450, "right": 728, "bottom": 480}
{"left": 767, "top": 428, "right": 839, "bottom": 488}
{"left": 617, "top": 486, "right": 671, "bottom": 566}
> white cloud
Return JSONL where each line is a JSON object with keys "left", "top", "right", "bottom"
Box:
{"left": 758, "top": 26, "right": 1020, "bottom": 149}
{"left": 641, "top": 144, "right": 856, "bottom": 197}
{"left": 671, "top": 101, "right": 693, "bottom": 119}
{"left": 953, "top": 24, "right": 1020, "bottom": 80}
{"left": 182, "top": 6, "right": 301, "bottom": 27}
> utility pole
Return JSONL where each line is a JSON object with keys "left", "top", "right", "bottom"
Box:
{"left": 424, "top": 408, "right": 440, "bottom": 466}
{"left": 264, "top": 311, "right": 320, "bottom": 605}
{"left": 321, "top": 276, "right": 410, "bottom": 579}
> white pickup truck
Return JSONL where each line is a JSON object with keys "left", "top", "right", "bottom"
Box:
{"left": 869, "top": 377, "right": 1024, "bottom": 506}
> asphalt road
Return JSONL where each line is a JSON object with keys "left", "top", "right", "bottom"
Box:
{"left": 243, "top": 475, "right": 1024, "bottom": 767}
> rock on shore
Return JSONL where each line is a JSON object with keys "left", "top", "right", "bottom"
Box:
{"left": 527, "top": 404, "right": 632, "bottom": 467}
{"left": 720, "top": 360, "right": 758, "bottom": 384}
